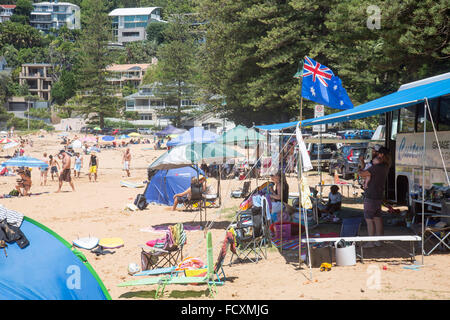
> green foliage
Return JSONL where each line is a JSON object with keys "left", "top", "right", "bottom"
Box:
{"left": 6, "top": 117, "right": 52, "bottom": 131}
{"left": 147, "top": 22, "right": 168, "bottom": 45}
{"left": 0, "top": 21, "right": 43, "bottom": 50}
{"left": 10, "top": 0, "right": 33, "bottom": 24}
{"left": 51, "top": 70, "right": 77, "bottom": 105}
{"left": 24, "top": 108, "right": 51, "bottom": 119}
{"left": 104, "top": 119, "right": 136, "bottom": 128}
{"left": 121, "top": 84, "right": 138, "bottom": 98}
{"left": 123, "top": 111, "right": 140, "bottom": 120}
{"left": 124, "top": 41, "right": 157, "bottom": 64}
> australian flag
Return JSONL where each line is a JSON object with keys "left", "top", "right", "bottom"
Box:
{"left": 301, "top": 56, "right": 353, "bottom": 110}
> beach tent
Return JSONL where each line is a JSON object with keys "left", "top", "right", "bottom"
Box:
{"left": 149, "top": 142, "right": 244, "bottom": 170}
{"left": 145, "top": 166, "right": 205, "bottom": 206}
{"left": 0, "top": 216, "right": 110, "bottom": 300}
{"left": 166, "top": 127, "right": 219, "bottom": 147}
{"left": 101, "top": 135, "right": 115, "bottom": 142}
{"left": 155, "top": 125, "right": 186, "bottom": 137}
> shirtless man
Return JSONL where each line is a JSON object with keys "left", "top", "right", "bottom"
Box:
{"left": 123, "top": 148, "right": 131, "bottom": 177}
{"left": 56, "top": 150, "right": 75, "bottom": 192}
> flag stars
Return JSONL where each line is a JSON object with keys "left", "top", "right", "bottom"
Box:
{"left": 310, "top": 87, "right": 316, "bottom": 96}
{"left": 333, "top": 85, "right": 338, "bottom": 91}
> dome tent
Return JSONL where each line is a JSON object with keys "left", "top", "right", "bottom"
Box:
{"left": 144, "top": 166, "right": 205, "bottom": 206}
{"left": 0, "top": 216, "right": 111, "bottom": 300}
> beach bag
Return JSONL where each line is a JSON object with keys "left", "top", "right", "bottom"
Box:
{"left": 134, "top": 194, "right": 148, "bottom": 210}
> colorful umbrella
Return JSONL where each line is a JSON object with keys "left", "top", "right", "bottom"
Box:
{"left": 71, "top": 140, "right": 82, "bottom": 149}
{"left": 119, "top": 135, "right": 130, "bottom": 139}
{"left": 129, "top": 132, "right": 141, "bottom": 137}
{"left": 3, "top": 141, "right": 19, "bottom": 150}
{"left": 0, "top": 138, "right": 15, "bottom": 144}
{"left": 1, "top": 156, "right": 48, "bottom": 168}
{"left": 94, "top": 127, "right": 101, "bottom": 131}
{"left": 81, "top": 136, "right": 96, "bottom": 142}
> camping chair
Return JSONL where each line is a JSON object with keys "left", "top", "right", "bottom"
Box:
{"left": 141, "top": 223, "right": 186, "bottom": 271}
{"left": 184, "top": 182, "right": 205, "bottom": 212}
{"left": 118, "top": 231, "right": 219, "bottom": 299}
{"left": 423, "top": 200, "right": 450, "bottom": 255}
{"left": 229, "top": 206, "right": 270, "bottom": 265}
{"left": 231, "top": 181, "right": 251, "bottom": 198}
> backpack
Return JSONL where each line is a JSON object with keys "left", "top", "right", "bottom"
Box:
{"left": 134, "top": 194, "right": 148, "bottom": 210}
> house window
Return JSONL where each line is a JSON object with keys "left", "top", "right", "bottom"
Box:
{"left": 122, "top": 32, "right": 140, "bottom": 37}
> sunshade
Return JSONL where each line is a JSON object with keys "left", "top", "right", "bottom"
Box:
{"left": 129, "top": 132, "right": 141, "bottom": 137}
{"left": 155, "top": 125, "right": 186, "bottom": 137}
{"left": 71, "top": 140, "right": 82, "bottom": 149}
{"left": 101, "top": 135, "right": 115, "bottom": 141}
{"left": 0, "top": 138, "right": 15, "bottom": 144}
{"left": 94, "top": 127, "right": 101, "bottom": 131}
{"left": 256, "top": 76, "right": 450, "bottom": 130}
{"left": 58, "top": 132, "right": 69, "bottom": 137}
{"left": 149, "top": 142, "right": 244, "bottom": 170}
{"left": 1, "top": 156, "right": 48, "bottom": 168}
{"left": 217, "top": 125, "right": 265, "bottom": 147}
{"left": 3, "top": 141, "right": 19, "bottom": 150}
{"left": 119, "top": 134, "right": 130, "bottom": 139}
{"left": 166, "top": 127, "right": 218, "bottom": 147}
{"left": 81, "top": 136, "right": 96, "bottom": 142}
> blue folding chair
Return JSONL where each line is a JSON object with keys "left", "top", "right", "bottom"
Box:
{"left": 340, "top": 217, "right": 363, "bottom": 237}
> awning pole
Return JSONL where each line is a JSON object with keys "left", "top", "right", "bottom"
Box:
{"left": 421, "top": 102, "right": 426, "bottom": 265}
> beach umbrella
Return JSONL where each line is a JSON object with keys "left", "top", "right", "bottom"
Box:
{"left": 155, "top": 125, "right": 186, "bottom": 137}
{"left": 1, "top": 156, "right": 48, "bottom": 168}
{"left": 94, "top": 127, "right": 101, "bottom": 131}
{"left": 58, "top": 132, "right": 69, "bottom": 137}
{"left": 71, "top": 140, "right": 82, "bottom": 149}
{"left": 166, "top": 127, "right": 219, "bottom": 147}
{"left": 119, "top": 134, "right": 130, "bottom": 139}
{"left": 3, "top": 141, "right": 19, "bottom": 150}
{"left": 81, "top": 136, "right": 96, "bottom": 142}
{"left": 149, "top": 142, "right": 244, "bottom": 170}
{"left": 0, "top": 131, "right": 7, "bottom": 134}
{"left": 129, "top": 132, "right": 141, "bottom": 137}
{"left": 101, "top": 135, "right": 115, "bottom": 142}
{"left": 0, "top": 138, "right": 15, "bottom": 144}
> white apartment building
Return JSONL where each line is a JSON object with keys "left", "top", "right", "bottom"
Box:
{"left": 0, "top": 4, "right": 15, "bottom": 23}
{"left": 30, "top": 1, "right": 81, "bottom": 33}
{"left": 109, "top": 7, "right": 163, "bottom": 44}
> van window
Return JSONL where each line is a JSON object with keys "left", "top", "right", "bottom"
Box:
{"left": 438, "top": 95, "right": 450, "bottom": 131}
{"left": 390, "top": 109, "right": 399, "bottom": 140}
{"left": 416, "top": 100, "right": 438, "bottom": 132}
{"left": 398, "top": 105, "right": 415, "bottom": 133}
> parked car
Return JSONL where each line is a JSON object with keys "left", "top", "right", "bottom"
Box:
{"left": 329, "top": 144, "right": 368, "bottom": 179}
{"left": 80, "top": 126, "right": 95, "bottom": 134}
{"left": 360, "top": 129, "right": 375, "bottom": 139}
{"left": 137, "top": 128, "right": 152, "bottom": 135}
{"left": 306, "top": 143, "right": 338, "bottom": 170}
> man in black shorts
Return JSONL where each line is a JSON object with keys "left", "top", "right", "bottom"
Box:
{"left": 56, "top": 150, "right": 75, "bottom": 193}
{"left": 358, "top": 147, "right": 390, "bottom": 247}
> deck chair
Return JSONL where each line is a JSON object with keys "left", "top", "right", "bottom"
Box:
{"left": 231, "top": 181, "right": 251, "bottom": 198}
{"left": 184, "top": 182, "right": 205, "bottom": 211}
{"left": 118, "top": 231, "right": 219, "bottom": 299}
{"left": 229, "top": 206, "right": 269, "bottom": 265}
{"left": 141, "top": 223, "right": 186, "bottom": 271}
{"left": 423, "top": 200, "right": 450, "bottom": 255}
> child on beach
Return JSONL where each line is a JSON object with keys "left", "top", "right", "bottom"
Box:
{"left": 40, "top": 152, "right": 49, "bottom": 186}
{"left": 320, "top": 185, "right": 342, "bottom": 221}
{"left": 358, "top": 152, "right": 381, "bottom": 190}
{"left": 16, "top": 168, "right": 32, "bottom": 196}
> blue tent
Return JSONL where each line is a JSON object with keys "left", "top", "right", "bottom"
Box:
{"left": 155, "top": 125, "right": 186, "bottom": 137}
{"left": 0, "top": 216, "right": 110, "bottom": 300}
{"left": 145, "top": 166, "right": 205, "bottom": 206}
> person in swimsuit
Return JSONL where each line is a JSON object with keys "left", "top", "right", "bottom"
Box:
{"left": 40, "top": 152, "right": 49, "bottom": 186}
{"left": 89, "top": 152, "right": 99, "bottom": 182}
{"left": 15, "top": 168, "right": 32, "bottom": 196}
{"left": 49, "top": 155, "right": 60, "bottom": 181}
{"left": 73, "top": 153, "right": 83, "bottom": 178}
{"left": 56, "top": 150, "right": 75, "bottom": 193}
{"left": 123, "top": 148, "right": 131, "bottom": 177}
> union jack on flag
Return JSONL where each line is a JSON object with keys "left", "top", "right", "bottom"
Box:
{"left": 301, "top": 56, "right": 353, "bottom": 110}
{"left": 302, "top": 56, "right": 334, "bottom": 87}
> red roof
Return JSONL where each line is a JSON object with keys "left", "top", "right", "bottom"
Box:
{"left": 0, "top": 5, "right": 16, "bottom": 9}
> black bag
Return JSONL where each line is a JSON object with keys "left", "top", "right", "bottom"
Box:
{"left": 0, "top": 220, "right": 29, "bottom": 249}
{"left": 134, "top": 194, "right": 148, "bottom": 210}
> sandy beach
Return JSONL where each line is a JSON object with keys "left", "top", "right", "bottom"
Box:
{"left": 1, "top": 133, "right": 449, "bottom": 300}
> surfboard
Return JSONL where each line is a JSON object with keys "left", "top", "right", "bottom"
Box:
{"left": 73, "top": 237, "right": 99, "bottom": 250}
{"left": 120, "top": 181, "right": 145, "bottom": 188}
{"left": 99, "top": 237, "right": 124, "bottom": 249}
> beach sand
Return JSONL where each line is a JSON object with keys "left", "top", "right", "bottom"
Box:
{"left": 1, "top": 133, "right": 449, "bottom": 300}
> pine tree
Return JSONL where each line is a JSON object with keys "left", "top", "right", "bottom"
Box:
{"left": 76, "top": 0, "right": 121, "bottom": 128}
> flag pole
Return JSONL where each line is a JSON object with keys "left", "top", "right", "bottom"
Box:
{"left": 298, "top": 97, "right": 303, "bottom": 267}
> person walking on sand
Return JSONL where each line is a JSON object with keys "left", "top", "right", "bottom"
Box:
{"left": 56, "top": 150, "right": 75, "bottom": 193}
{"left": 73, "top": 152, "right": 83, "bottom": 178}
{"left": 40, "top": 152, "right": 49, "bottom": 186}
{"left": 123, "top": 148, "right": 131, "bottom": 177}
{"left": 49, "top": 154, "right": 60, "bottom": 181}
{"left": 88, "top": 152, "right": 98, "bottom": 182}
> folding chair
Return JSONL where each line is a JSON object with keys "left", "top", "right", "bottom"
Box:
{"left": 141, "top": 223, "right": 187, "bottom": 271}
{"left": 184, "top": 183, "right": 204, "bottom": 212}
{"left": 340, "top": 217, "right": 362, "bottom": 237}
{"left": 229, "top": 206, "right": 269, "bottom": 265}
{"left": 423, "top": 200, "right": 450, "bottom": 255}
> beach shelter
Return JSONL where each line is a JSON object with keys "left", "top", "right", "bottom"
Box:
{"left": 0, "top": 138, "right": 15, "bottom": 144}
{"left": 101, "top": 135, "right": 115, "bottom": 142}
{"left": 149, "top": 142, "right": 244, "bottom": 171}
{"left": 129, "top": 132, "right": 141, "bottom": 137}
{"left": 166, "top": 127, "right": 219, "bottom": 147}
{"left": 0, "top": 216, "right": 110, "bottom": 300}
{"left": 3, "top": 141, "right": 19, "bottom": 150}
{"left": 145, "top": 166, "right": 205, "bottom": 206}
{"left": 217, "top": 125, "right": 265, "bottom": 147}
{"left": 155, "top": 125, "right": 186, "bottom": 137}
{"left": 1, "top": 156, "right": 48, "bottom": 168}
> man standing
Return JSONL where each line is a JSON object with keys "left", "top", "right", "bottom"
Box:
{"left": 89, "top": 152, "right": 98, "bottom": 182}
{"left": 56, "top": 150, "right": 75, "bottom": 193}
{"left": 123, "top": 148, "right": 131, "bottom": 177}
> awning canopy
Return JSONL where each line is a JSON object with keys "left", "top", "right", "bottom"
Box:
{"left": 255, "top": 76, "right": 450, "bottom": 130}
